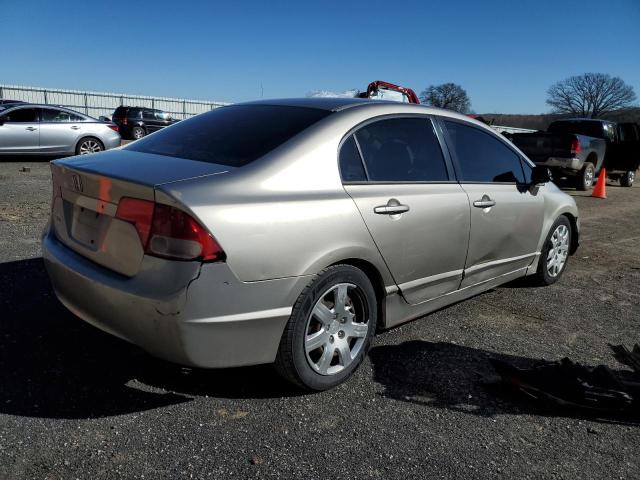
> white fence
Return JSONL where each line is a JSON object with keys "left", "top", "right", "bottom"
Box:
{"left": 0, "top": 84, "right": 229, "bottom": 120}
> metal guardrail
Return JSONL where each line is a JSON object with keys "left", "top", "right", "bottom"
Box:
{"left": 0, "top": 84, "right": 229, "bottom": 120}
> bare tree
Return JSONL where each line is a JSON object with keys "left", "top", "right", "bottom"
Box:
{"left": 546, "top": 73, "right": 637, "bottom": 118}
{"left": 420, "top": 83, "right": 471, "bottom": 113}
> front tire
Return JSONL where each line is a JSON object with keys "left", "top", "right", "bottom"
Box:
{"left": 575, "top": 162, "right": 595, "bottom": 191}
{"left": 620, "top": 170, "right": 635, "bottom": 187}
{"left": 532, "top": 216, "right": 572, "bottom": 286}
{"left": 275, "top": 265, "right": 377, "bottom": 391}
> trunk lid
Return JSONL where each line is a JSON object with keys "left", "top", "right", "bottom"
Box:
{"left": 50, "top": 150, "right": 232, "bottom": 276}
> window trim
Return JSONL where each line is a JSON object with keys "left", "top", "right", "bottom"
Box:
{"left": 436, "top": 116, "right": 532, "bottom": 185}
{"left": 0, "top": 106, "right": 41, "bottom": 123}
{"left": 39, "top": 107, "right": 88, "bottom": 124}
{"left": 337, "top": 113, "right": 456, "bottom": 185}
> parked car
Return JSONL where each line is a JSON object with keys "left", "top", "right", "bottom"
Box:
{"left": 112, "top": 106, "right": 179, "bottom": 140}
{"left": 0, "top": 104, "right": 121, "bottom": 156}
{"left": 544, "top": 119, "right": 640, "bottom": 187}
{"left": 43, "top": 98, "right": 579, "bottom": 391}
{"left": 508, "top": 125, "right": 606, "bottom": 190}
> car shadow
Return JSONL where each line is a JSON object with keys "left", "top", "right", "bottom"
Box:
{"left": 368, "top": 340, "right": 639, "bottom": 425}
{"left": 0, "top": 258, "right": 300, "bottom": 419}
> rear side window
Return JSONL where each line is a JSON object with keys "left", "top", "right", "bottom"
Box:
{"left": 353, "top": 117, "right": 448, "bottom": 182}
{"left": 443, "top": 120, "right": 525, "bottom": 183}
{"left": 41, "top": 109, "right": 84, "bottom": 122}
{"left": 339, "top": 136, "right": 367, "bottom": 182}
{"left": 126, "top": 105, "right": 331, "bottom": 167}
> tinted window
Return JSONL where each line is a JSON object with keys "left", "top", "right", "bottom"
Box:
{"left": 520, "top": 158, "right": 534, "bottom": 184}
{"left": 41, "top": 109, "right": 84, "bottom": 122}
{"left": 339, "top": 136, "right": 367, "bottom": 182}
{"left": 444, "top": 120, "right": 525, "bottom": 183}
{"left": 142, "top": 109, "right": 155, "bottom": 120}
{"left": 1, "top": 108, "right": 38, "bottom": 123}
{"left": 127, "top": 105, "right": 331, "bottom": 167}
{"left": 354, "top": 117, "right": 448, "bottom": 182}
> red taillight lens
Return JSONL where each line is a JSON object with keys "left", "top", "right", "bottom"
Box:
{"left": 107, "top": 123, "right": 119, "bottom": 132}
{"left": 115, "top": 197, "right": 154, "bottom": 246}
{"left": 570, "top": 137, "right": 581, "bottom": 155}
{"left": 115, "top": 197, "right": 224, "bottom": 262}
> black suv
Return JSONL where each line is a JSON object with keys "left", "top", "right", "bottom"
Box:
{"left": 112, "top": 106, "right": 179, "bottom": 140}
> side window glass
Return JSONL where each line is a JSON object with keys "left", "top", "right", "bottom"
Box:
{"left": 339, "top": 136, "right": 367, "bottom": 182}
{"left": 69, "top": 113, "right": 85, "bottom": 122}
{"left": 143, "top": 109, "right": 155, "bottom": 120}
{"left": 2, "top": 108, "right": 38, "bottom": 123}
{"left": 354, "top": 117, "right": 448, "bottom": 182}
{"left": 155, "top": 111, "right": 170, "bottom": 120}
{"left": 443, "top": 120, "right": 525, "bottom": 183}
{"left": 41, "top": 109, "right": 72, "bottom": 122}
{"left": 520, "top": 158, "right": 533, "bottom": 184}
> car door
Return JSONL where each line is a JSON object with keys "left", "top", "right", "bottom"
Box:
{"left": 341, "top": 116, "right": 470, "bottom": 305}
{"left": 39, "top": 108, "right": 86, "bottom": 153}
{"left": 440, "top": 118, "right": 545, "bottom": 288}
{"left": 0, "top": 107, "right": 40, "bottom": 153}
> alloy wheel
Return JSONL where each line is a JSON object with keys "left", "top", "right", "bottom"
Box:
{"left": 79, "top": 140, "right": 102, "bottom": 155}
{"left": 304, "top": 283, "right": 369, "bottom": 376}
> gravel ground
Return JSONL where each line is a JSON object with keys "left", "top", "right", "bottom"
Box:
{"left": 0, "top": 160, "right": 638, "bottom": 479}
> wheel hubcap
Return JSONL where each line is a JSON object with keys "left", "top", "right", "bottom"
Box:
{"left": 79, "top": 140, "right": 101, "bottom": 155}
{"left": 134, "top": 129, "right": 144, "bottom": 139}
{"left": 585, "top": 168, "right": 594, "bottom": 186}
{"left": 304, "top": 283, "right": 369, "bottom": 376}
{"left": 546, "top": 224, "right": 569, "bottom": 277}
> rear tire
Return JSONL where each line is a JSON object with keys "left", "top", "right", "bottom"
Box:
{"left": 132, "top": 126, "right": 146, "bottom": 140}
{"left": 620, "top": 170, "right": 635, "bottom": 187}
{"left": 275, "top": 265, "right": 377, "bottom": 391}
{"left": 575, "top": 162, "right": 595, "bottom": 191}
{"left": 75, "top": 137, "right": 104, "bottom": 155}
{"left": 531, "top": 215, "right": 572, "bottom": 286}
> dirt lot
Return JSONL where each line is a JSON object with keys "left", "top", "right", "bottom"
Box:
{"left": 0, "top": 160, "right": 639, "bottom": 479}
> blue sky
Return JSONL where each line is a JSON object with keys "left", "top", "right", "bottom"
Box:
{"left": 1, "top": 0, "right": 639, "bottom": 113}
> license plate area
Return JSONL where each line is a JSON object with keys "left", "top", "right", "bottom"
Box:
{"left": 69, "top": 203, "right": 109, "bottom": 251}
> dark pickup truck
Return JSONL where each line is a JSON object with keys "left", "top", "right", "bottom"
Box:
{"left": 509, "top": 123, "right": 606, "bottom": 190}
{"left": 510, "top": 119, "right": 640, "bottom": 189}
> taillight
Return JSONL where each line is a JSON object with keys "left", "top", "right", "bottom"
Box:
{"left": 570, "top": 137, "right": 581, "bottom": 155}
{"left": 107, "top": 123, "right": 119, "bottom": 132}
{"left": 115, "top": 198, "right": 224, "bottom": 262}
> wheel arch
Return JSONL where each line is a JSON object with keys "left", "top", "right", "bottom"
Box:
{"left": 562, "top": 212, "right": 580, "bottom": 254}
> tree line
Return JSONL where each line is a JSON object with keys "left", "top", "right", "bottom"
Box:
{"left": 421, "top": 73, "right": 637, "bottom": 120}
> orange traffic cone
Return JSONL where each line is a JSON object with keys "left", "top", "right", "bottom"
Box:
{"left": 592, "top": 168, "right": 607, "bottom": 199}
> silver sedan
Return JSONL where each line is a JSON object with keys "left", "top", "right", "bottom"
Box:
{"left": 0, "top": 104, "right": 121, "bottom": 156}
{"left": 42, "top": 98, "right": 579, "bottom": 390}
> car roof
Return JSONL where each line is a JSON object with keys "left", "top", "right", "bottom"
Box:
{"left": 239, "top": 97, "right": 406, "bottom": 112}
{"left": 553, "top": 118, "right": 614, "bottom": 124}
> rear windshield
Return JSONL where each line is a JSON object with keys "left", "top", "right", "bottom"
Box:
{"left": 126, "top": 105, "right": 331, "bottom": 167}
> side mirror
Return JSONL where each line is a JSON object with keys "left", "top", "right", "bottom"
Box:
{"left": 531, "top": 165, "right": 552, "bottom": 185}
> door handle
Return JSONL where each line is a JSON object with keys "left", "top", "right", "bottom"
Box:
{"left": 25, "top": 127, "right": 37, "bottom": 131}
{"left": 71, "top": 126, "right": 80, "bottom": 130}
{"left": 374, "top": 199, "right": 410, "bottom": 215}
{"left": 473, "top": 195, "right": 496, "bottom": 209}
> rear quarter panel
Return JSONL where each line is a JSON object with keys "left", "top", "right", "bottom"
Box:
{"left": 155, "top": 118, "right": 394, "bottom": 284}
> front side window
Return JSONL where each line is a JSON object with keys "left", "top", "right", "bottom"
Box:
{"left": 353, "top": 117, "right": 448, "bottom": 182}
{"left": 155, "top": 111, "right": 171, "bottom": 121}
{"left": 0, "top": 108, "right": 38, "bottom": 123}
{"left": 443, "top": 120, "right": 525, "bottom": 183}
{"left": 126, "top": 105, "right": 331, "bottom": 167}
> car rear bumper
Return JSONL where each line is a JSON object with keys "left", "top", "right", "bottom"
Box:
{"left": 42, "top": 227, "right": 307, "bottom": 368}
